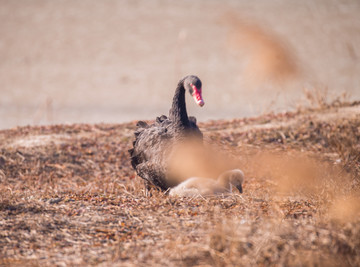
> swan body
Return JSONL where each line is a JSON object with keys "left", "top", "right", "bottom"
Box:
{"left": 169, "top": 169, "right": 244, "bottom": 197}
{"left": 129, "top": 75, "right": 205, "bottom": 190}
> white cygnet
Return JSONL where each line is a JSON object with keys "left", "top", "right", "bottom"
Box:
{"left": 169, "top": 169, "right": 244, "bottom": 197}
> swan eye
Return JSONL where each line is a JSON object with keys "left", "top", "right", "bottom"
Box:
{"left": 190, "top": 83, "right": 201, "bottom": 93}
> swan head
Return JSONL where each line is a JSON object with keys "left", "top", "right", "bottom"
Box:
{"left": 219, "top": 169, "right": 244, "bottom": 193}
{"left": 183, "top": 75, "right": 204, "bottom": 107}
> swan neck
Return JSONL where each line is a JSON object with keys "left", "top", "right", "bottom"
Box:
{"left": 169, "top": 82, "right": 189, "bottom": 125}
{"left": 217, "top": 173, "right": 231, "bottom": 189}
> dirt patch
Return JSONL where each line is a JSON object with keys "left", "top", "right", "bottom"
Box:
{"left": 6, "top": 134, "right": 71, "bottom": 148}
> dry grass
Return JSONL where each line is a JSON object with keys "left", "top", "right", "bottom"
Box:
{"left": 1, "top": 102, "right": 360, "bottom": 266}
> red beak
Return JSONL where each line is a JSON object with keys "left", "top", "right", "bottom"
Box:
{"left": 191, "top": 84, "right": 205, "bottom": 107}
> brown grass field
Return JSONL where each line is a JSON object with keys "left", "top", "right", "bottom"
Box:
{"left": 1, "top": 101, "right": 360, "bottom": 266}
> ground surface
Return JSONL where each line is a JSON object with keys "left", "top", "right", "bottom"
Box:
{"left": 1, "top": 102, "right": 360, "bottom": 266}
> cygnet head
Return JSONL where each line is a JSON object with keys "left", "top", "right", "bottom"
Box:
{"left": 219, "top": 169, "right": 244, "bottom": 193}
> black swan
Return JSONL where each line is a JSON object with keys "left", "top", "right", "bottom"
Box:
{"left": 128, "top": 75, "right": 205, "bottom": 190}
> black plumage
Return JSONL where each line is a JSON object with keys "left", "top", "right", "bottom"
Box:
{"left": 128, "top": 75, "right": 204, "bottom": 190}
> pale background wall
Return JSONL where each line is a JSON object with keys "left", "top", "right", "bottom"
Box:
{"left": 1, "top": 0, "right": 359, "bottom": 129}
